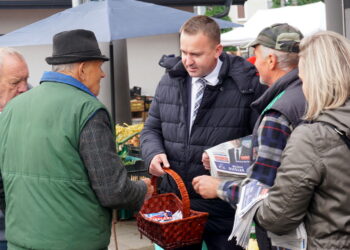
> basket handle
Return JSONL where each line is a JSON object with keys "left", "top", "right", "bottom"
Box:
{"left": 151, "top": 168, "right": 191, "bottom": 218}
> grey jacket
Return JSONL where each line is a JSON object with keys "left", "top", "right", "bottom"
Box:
{"left": 256, "top": 100, "right": 350, "bottom": 249}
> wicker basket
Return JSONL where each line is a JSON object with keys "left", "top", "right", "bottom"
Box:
{"left": 137, "top": 169, "right": 208, "bottom": 250}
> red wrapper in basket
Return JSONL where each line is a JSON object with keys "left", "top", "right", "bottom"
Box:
{"left": 137, "top": 168, "right": 208, "bottom": 250}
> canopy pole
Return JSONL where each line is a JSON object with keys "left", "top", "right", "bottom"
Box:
{"left": 325, "top": 0, "right": 350, "bottom": 38}
{"left": 111, "top": 39, "right": 132, "bottom": 125}
{"left": 109, "top": 42, "right": 117, "bottom": 123}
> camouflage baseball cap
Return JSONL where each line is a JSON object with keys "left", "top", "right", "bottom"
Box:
{"left": 249, "top": 23, "right": 303, "bottom": 53}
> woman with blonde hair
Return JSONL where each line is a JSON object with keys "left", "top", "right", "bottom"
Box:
{"left": 255, "top": 31, "right": 350, "bottom": 249}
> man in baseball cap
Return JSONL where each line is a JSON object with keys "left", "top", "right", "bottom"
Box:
{"left": 194, "top": 23, "right": 306, "bottom": 250}
{"left": 249, "top": 23, "right": 303, "bottom": 86}
{"left": 226, "top": 23, "right": 306, "bottom": 249}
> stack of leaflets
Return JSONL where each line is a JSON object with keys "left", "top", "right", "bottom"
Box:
{"left": 206, "top": 135, "right": 253, "bottom": 180}
{"left": 268, "top": 223, "right": 307, "bottom": 250}
{"left": 229, "top": 179, "right": 269, "bottom": 247}
{"left": 229, "top": 179, "right": 307, "bottom": 250}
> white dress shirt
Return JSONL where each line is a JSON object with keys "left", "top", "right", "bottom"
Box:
{"left": 190, "top": 59, "right": 223, "bottom": 130}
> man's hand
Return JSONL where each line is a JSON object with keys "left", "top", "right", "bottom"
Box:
{"left": 192, "top": 175, "right": 221, "bottom": 199}
{"left": 141, "top": 178, "right": 154, "bottom": 200}
{"left": 202, "top": 152, "right": 210, "bottom": 170}
{"left": 149, "top": 153, "right": 170, "bottom": 176}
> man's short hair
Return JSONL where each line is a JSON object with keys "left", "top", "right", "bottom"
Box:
{"left": 52, "top": 63, "right": 76, "bottom": 73}
{"left": 180, "top": 15, "right": 220, "bottom": 45}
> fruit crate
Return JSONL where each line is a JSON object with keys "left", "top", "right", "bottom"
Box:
{"left": 125, "top": 160, "right": 150, "bottom": 181}
{"left": 126, "top": 144, "right": 142, "bottom": 158}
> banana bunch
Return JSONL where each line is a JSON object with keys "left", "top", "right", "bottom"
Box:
{"left": 115, "top": 123, "right": 144, "bottom": 145}
{"left": 116, "top": 123, "right": 144, "bottom": 166}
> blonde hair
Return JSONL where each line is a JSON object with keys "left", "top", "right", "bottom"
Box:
{"left": 299, "top": 31, "right": 350, "bottom": 120}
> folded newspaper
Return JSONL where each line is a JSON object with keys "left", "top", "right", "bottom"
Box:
{"left": 229, "top": 179, "right": 269, "bottom": 247}
{"left": 206, "top": 135, "right": 253, "bottom": 180}
{"left": 268, "top": 224, "right": 307, "bottom": 250}
{"left": 229, "top": 179, "right": 307, "bottom": 250}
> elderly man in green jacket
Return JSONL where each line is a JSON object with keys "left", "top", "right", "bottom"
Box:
{"left": 0, "top": 29, "right": 153, "bottom": 250}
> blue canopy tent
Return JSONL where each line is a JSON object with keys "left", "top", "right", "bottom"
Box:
{"left": 0, "top": 0, "right": 239, "bottom": 46}
{"left": 0, "top": 0, "right": 240, "bottom": 122}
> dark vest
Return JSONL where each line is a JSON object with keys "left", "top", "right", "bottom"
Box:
{"left": 251, "top": 68, "right": 306, "bottom": 136}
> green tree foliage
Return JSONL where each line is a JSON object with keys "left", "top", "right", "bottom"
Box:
{"left": 205, "top": 6, "right": 233, "bottom": 33}
{"left": 205, "top": 6, "right": 239, "bottom": 51}
{"left": 272, "top": 0, "right": 323, "bottom": 8}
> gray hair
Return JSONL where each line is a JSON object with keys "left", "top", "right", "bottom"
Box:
{"left": 260, "top": 45, "right": 299, "bottom": 71}
{"left": 0, "top": 47, "right": 25, "bottom": 70}
{"left": 52, "top": 63, "right": 76, "bottom": 72}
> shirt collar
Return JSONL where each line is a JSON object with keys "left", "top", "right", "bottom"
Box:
{"left": 40, "top": 71, "right": 95, "bottom": 97}
{"left": 192, "top": 59, "right": 223, "bottom": 86}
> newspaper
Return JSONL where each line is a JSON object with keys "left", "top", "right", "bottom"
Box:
{"left": 229, "top": 179, "right": 307, "bottom": 250}
{"left": 268, "top": 223, "right": 307, "bottom": 250}
{"left": 229, "top": 179, "right": 269, "bottom": 247}
{"left": 206, "top": 135, "right": 253, "bottom": 180}
{"left": 237, "top": 179, "right": 269, "bottom": 217}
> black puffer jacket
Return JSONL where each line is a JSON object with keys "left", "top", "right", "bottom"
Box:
{"left": 141, "top": 53, "right": 266, "bottom": 232}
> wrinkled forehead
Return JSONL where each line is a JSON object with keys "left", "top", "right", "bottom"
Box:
{"left": 0, "top": 55, "right": 28, "bottom": 81}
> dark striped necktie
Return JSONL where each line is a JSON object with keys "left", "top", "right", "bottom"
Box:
{"left": 193, "top": 78, "right": 207, "bottom": 121}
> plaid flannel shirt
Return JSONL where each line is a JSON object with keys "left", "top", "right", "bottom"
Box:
{"left": 79, "top": 109, "right": 146, "bottom": 210}
{"left": 217, "top": 111, "right": 292, "bottom": 206}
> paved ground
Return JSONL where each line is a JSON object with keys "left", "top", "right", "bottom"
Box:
{"left": 108, "top": 219, "right": 154, "bottom": 250}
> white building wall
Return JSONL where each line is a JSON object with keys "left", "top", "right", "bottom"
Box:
{"left": 14, "top": 35, "right": 179, "bottom": 113}
{"left": 229, "top": 0, "right": 270, "bottom": 24}
{"left": 1, "top": 8, "right": 180, "bottom": 112}
{"left": 13, "top": 44, "right": 113, "bottom": 111}
{"left": 127, "top": 34, "right": 180, "bottom": 96}
{"left": 245, "top": 0, "right": 270, "bottom": 19}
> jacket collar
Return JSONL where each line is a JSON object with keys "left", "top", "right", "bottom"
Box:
{"left": 218, "top": 52, "right": 258, "bottom": 93}
{"left": 40, "top": 71, "right": 95, "bottom": 97}
{"left": 251, "top": 68, "right": 300, "bottom": 113}
{"left": 165, "top": 52, "right": 259, "bottom": 93}
{"left": 317, "top": 99, "right": 350, "bottom": 136}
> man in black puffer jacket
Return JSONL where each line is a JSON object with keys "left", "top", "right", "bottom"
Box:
{"left": 140, "top": 16, "right": 266, "bottom": 250}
